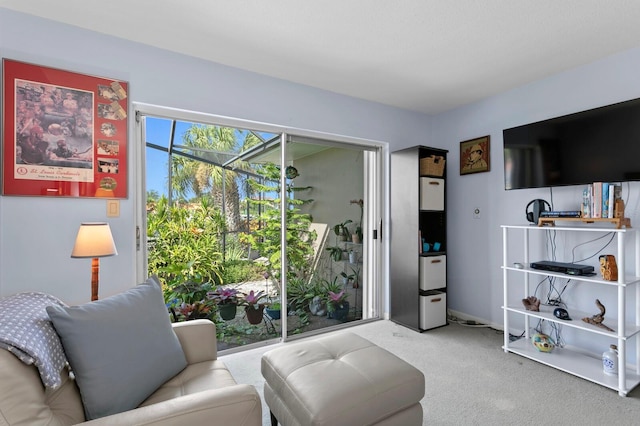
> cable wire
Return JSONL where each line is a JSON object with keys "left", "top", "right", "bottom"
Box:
{"left": 572, "top": 232, "right": 615, "bottom": 264}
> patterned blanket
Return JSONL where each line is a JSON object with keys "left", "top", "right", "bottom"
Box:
{"left": 0, "top": 292, "right": 69, "bottom": 388}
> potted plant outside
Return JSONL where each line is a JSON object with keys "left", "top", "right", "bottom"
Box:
{"left": 265, "top": 301, "right": 281, "bottom": 320}
{"left": 350, "top": 199, "right": 364, "bottom": 243}
{"left": 208, "top": 287, "right": 240, "bottom": 321}
{"left": 327, "top": 289, "right": 350, "bottom": 321}
{"left": 326, "top": 246, "right": 345, "bottom": 262}
{"left": 241, "top": 290, "right": 267, "bottom": 325}
{"left": 333, "top": 220, "right": 352, "bottom": 242}
{"left": 350, "top": 266, "right": 361, "bottom": 289}
{"left": 169, "top": 300, "right": 215, "bottom": 322}
{"left": 340, "top": 271, "right": 354, "bottom": 286}
{"left": 164, "top": 279, "right": 216, "bottom": 322}
{"left": 352, "top": 226, "right": 363, "bottom": 244}
{"left": 285, "top": 277, "right": 324, "bottom": 318}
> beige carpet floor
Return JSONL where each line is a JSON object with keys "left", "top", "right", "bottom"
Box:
{"left": 221, "top": 319, "right": 640, "bottom": 425}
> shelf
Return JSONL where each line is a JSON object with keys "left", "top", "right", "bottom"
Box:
{"left": 420, "top": 251, "right": 446, "bottom": 257}
{"left": 501, "top": 224, "right": 636, "bottom": 233}
{"left": 420, "top": 288, "right": 446, "bottom": 296}
{"left": 504, "top": 338, "right": 640, "bottom": 396}
{"left": 502, "top": 265, "right": 640, "bottom": 287}
{"left": 502, "top": 224, "right": 640, "bottom": 396}
{"left": 504, "top": 304, "right": 640, "bottom": 339}
{"left": 538, "top": 217, "right": 631, "bottom": 229}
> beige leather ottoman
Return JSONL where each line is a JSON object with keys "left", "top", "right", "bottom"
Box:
{"left": 261, "top": 332, "right": 425, "bottom": 426}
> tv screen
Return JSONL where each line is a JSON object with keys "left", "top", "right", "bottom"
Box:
{"left": 503, "top": 98, "right": 640, "bottom": 190}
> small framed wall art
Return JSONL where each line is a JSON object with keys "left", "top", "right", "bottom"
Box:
{"left": 2, "top": 59, "right": 128, "bottom": 198}
{"left": 460, "top": 135, "right": 490, "bottom": 175}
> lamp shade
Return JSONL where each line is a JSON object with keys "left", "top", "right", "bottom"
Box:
{"left": 71, "top": 222, "right": 118, "bottom": 258}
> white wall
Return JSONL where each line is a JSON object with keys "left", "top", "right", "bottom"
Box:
{"left": 0, "top": 9, "right": 432, "bottom": 305}
{"left": 433, "top": 46, "right": 640, "bottom": 348}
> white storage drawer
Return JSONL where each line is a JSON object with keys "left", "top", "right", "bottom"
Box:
{"left": 420, "top": 292, "right": 447, "bottom": 330}
{"left": 420, "top": 178, "right": 444, "bottom": 210}
{"left": 419, "top": 255, "right": 446, "bottom": 291}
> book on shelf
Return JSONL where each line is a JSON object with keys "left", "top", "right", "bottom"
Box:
{"left": 582, "top": 186, "right": 591, "bottom": 218}
{"left": 592, "top": 182, "right": 602, "bottom": 218}
{"left": 582, "top": 182, "right": 622, "bottom": 219}
{"left": 539, "top": 210, "right": 581, "bottom": 218}
{"left": 602, "top": 183, "right": 609, "bottom": 218}
{"left": 607, "top": 183, "right": 615, "bottom": 218}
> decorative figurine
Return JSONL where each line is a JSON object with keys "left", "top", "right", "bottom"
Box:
{"left": 532, "top": 332, "right": 554, "bottom": 353}
{"left": 614, "top": 198, "right": 625, "bottom": 218}
{"left": 582, "top": 299, "right": 614, "bottom": 332}
{"left": 522, "top": 296, "right": 540, "bottom": 312}
{"left": 309, "top": 296, "right": 326, "bottom": 316}
{"left": 599, "top": 255, "right": 618, "bottom": 281}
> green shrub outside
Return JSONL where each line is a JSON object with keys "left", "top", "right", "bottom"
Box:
{"left": 220, "top": 259, "right": 265, "bottom": 284}
{"left": 147, "top": 196, "right": 225, "bottom": 302}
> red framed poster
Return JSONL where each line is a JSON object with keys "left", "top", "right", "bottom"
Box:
{"left": 2, "top": 59, "right": 128, "bottom": 198}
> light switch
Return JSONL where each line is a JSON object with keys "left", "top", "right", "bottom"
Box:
{"left": 107, "top": 200, "right": 120, "bottom": 217}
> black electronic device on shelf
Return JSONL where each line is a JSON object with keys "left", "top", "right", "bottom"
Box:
{"left": 530, "top": 260, "right": 595, "bottom": 276}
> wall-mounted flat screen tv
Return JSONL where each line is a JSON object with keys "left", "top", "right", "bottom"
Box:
{"left": 503, "top": 97, "right": 640, "bottom": 190}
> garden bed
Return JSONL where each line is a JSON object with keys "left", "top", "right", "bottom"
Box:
{"left": 216, "top": 300, "right": 359, "bottom": 351}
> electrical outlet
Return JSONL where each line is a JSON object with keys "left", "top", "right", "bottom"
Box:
{"left": 473, "top": 207, "right": 481, "bottom": 219}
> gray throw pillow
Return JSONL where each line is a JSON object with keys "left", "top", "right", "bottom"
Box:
{"left": 46, "top": 276, "right": 187, "bottom": 420}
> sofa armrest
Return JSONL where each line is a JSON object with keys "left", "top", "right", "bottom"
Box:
{"left": 83, "top": 384, "right": 261, "bottom": 426}
{"left": 172, "top": 319, "right": 218, "bottom": 363}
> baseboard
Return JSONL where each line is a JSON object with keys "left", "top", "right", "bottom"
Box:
{"left": 382, "top": 309, "right": 503, "bottom": 330}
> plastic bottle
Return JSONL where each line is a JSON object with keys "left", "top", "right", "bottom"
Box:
{"left": 603, "top": 344, "right": 618, "bottom": 375}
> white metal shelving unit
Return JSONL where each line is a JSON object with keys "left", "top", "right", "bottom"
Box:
{"left": 501, "top": 224, "right": 640, "bottom": 396}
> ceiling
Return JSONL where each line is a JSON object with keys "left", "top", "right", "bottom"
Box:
{"left": 3, "top": 0, "right": 640, "bottom": 115}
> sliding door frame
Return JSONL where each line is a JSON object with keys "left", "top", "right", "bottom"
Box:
{"left": 133, "top": 102, "right": 387, "bottom": 343}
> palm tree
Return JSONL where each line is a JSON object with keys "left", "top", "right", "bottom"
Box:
{"left": 146, "top": 189, "right": 160, "bottom": 202}
{"left": 170, "top": 125, "right": 261, "bottom": 232}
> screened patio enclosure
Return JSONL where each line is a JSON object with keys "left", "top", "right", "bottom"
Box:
{"left": 137, "top": 105, "right": 383, "bottom": 351}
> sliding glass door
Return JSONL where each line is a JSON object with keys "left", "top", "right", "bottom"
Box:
{"left": 135, "top": 104, "right": 383, "bottom": 351}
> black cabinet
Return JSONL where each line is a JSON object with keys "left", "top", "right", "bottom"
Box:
{"left": 390, "top": 146, "right": 448, "bottom": 331}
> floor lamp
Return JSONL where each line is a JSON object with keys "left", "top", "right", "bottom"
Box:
{"left": 71, "top": 222, "right": 118, "bottom": 301}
